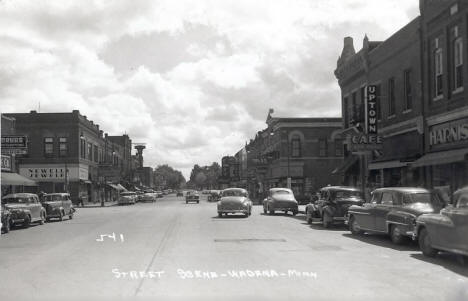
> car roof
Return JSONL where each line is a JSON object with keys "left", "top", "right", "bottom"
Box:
{"left": 2, "top": 193, "right": 38, "bottom": 198}
{"left": 269, "top": 188, "right": 292, "bottom": 193}
{"left": 44, "top": 193, "right": 70, "bottom": 196}
{"left": 222, "top": 188, "right": 247, "bottom": 193}
{"left": 454, "top": 186, "right": 468, "bottom": 195}
{"left": 372, "top": 187, "right": 430, "bottom": 194}
{"left": 320, "top": 186, "right": 361, "bottom": 192}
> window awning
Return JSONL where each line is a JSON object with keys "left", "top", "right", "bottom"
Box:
{"left": 116, "top": 184, "right": 127, "bottom": 191}
{"left": 332, "top": 156, "right": 359, "bottom": 174}
{"left": 411, "top": 148, "right": 468, "bottom": 168}
{"left": 107, "top": 183, "right": 120, "bottom": 190}
{"left": 1, "top": 172, "right": 38, "bottom": 186}
{"left": 368, "top": 160, "right": 410, "bottom": 170}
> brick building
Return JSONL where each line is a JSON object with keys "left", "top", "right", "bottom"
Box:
{"left": 334, "top": 17, "right": 424, "bottom": 189}
{"left": 3, "top": 111, "right": 134, "bottom": 204}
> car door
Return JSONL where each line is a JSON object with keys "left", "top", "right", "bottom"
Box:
{"left": 354, "top": 191, "right": 381, "bottom": 230}
{"left": 373, "top": 191, "right": 394, "bottom": 232}
{"left": 30, "top": 196, "right": 41, "bottom": 221}
{"left": 449, "top": 194, "right": 468, "bottom": 251}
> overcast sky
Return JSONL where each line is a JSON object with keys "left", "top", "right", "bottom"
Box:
{"left": 0, "top": 0, "right": 420, "bottom": 178}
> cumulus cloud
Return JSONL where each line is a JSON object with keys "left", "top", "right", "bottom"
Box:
{"left": 0, "top": 0, "right": 419, "bottom": 178}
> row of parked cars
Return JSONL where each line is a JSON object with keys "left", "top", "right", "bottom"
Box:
{"left": 1, "top": 192, "right": 75, "bottom": 234}
{"left": 303, "top": 185, "right": 468, "bottom": 259}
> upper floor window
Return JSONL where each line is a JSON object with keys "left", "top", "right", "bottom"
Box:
{"left": 44, "top": 137, "right": 54, "bottom": 156}
{"left": 87, "top": 142, "right": 92, "bottom": 161}
{"left": 388, "top": 77, "right": 396, "bottom": 116}
{"left": 59, "top": 137, "right": 68, "bottom": 157}
{"left": 434, "top": 45, "right": 443, "bottom": 97}
{"left": 404, "top": 69, "right": 413, "bottom": 110}
{"left": 93, "top": 145, "right": 99, "bottom": 163}
{"left": 453, "top": 37, "right": 463, "bottom": 90}
{"left": 291, "top": 135, "right": 301, "bottom": 157}
{"left": 318, "top": 138, "right": 327, "bottom": 157}
{"left": 80, "top": 138, "right": 86, "bottom": 159}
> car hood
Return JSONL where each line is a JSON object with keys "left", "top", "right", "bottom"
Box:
{"left": 271, "top": 194, "right": 296, "bottom": 202}
{"left": 402, "top": 202, "right": 437, "bottom": 215}
{"left": 3, "top": 204, "right": 29, "bottom": 210}
{"left": 220, "top": 196, "right": 247, "bottom": 204}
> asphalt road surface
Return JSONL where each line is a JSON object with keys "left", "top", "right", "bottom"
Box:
{"left": 1, "top": 194, "right": 467, "bottom": 301}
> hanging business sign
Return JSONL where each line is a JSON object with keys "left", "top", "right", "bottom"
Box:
{"left": 349, "top": 134, "right": 383, "bottom": 152}
{"left": 1, "top": 155, "right": 11, "bottom": 171}
{"left": 365, "top": 85, "right": 378, "bottom": 135}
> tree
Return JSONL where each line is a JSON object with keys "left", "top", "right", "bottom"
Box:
{"left": 153, "top": 165, "right": 186, "bottom": 189}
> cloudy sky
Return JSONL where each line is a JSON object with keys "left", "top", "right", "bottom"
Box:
{"left": 0, "top": 0, "right": 419, "bottom": 178}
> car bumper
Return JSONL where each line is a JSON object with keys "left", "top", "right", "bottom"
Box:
{"left": 218, "top": 209, "right": 248, "bottom": 214}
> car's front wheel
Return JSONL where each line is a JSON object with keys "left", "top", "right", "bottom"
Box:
{"left": 306, "top": 210, "right": 312, "bottom": 224}
{"left": 268, "top": 205, "right": 275, "bottom": 215}
{"left": 418, "top": 228, "right": 438, "bottom": 257}
{"left": 263, "top": 206, "right": 267, "bottom": 214}
{"left": 390, "top": 225, "right": 405, "bottom": 245}
{"left": 322, "top": 211, "right": 331, "bottom": 228}
{"left": 218, "top": 212, "right": 222, "bottom": 218}
{"left": 349, "top": 216, "right": 364, "bottom": 235}
{"left": 292, "top": 209, "right": 298, "bottom": 216}
{"left": 39, "top": 212, "right": 45, "bottom": 225}
{"left": 59, "top": 211, "right": 64, "bottom": 222}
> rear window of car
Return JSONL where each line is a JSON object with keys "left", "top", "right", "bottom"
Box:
{"left": 3, "top": 197, "right": 29, "bottom": 203}
{"left": 403, "top": 193, "right": 438, "bottom": 204}
{"left": 44, "top": 195, "right": 64, "bottom": 201}
{"left": 334, "top": 190, "right": 362, "bottom": 199}
{"left": 222, "top": 190, "right": 247, "bottom": 197}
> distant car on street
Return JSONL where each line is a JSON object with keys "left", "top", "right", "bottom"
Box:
{"left": 208, "top": 190, "right": 221, "bottom": 202}
{"left": 176, "top": 191, "right": 184, "bottom": 197}
{"left": 118, "top": 192, "right": 137, "bottom": 205}
{"left": 263, "top": 188, "right": 298, "bottom": 216}
{"left": 185, "top": 191, "right": 200, "bottom": 204}
{"left": 414, "top": 186, "right": 468, "bottom": 257}
{"left": 135, "top": 191, "right": 144, "bottom": 202}
{"left": 1, "top": 203, "right": 11, "bottom": 233}
{"left": 217, "top": 188, "right": 252, "bottom": 218}
{"left": 347, "top": 187, "right": 445, "bottom": 244}
{"left": 42, "top": 193, "right": 75, "bottom": 221}
{"left": 2, "top": 193, "right": 46, "bottom": 228}
{"left": 140, "top": 192, "right": 157, "bottom": 203}
{"left": 306, "top": 186, "right": 363, "bottom": 227}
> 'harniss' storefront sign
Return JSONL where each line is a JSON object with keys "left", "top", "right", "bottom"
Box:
{"left": 429, "top": 118, "right": 468, "bottom": 149}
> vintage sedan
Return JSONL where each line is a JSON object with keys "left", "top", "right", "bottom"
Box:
{"left": 140, "top": 192, "right": 157, "bottom": 203}
{"left": 347, "top": 187, "right": 445, "bottom": 244}
{"left": 185, "top": 191, "right": 200, "bottom": 204}
{"left": 42, "top": 193, "right": 75, "bottom": 221}
{"left": 263, "top": 188, "right": 298, "bottom": 215}
{"left": 415, "top": 186, "right": 468, "bottom": 257}
{"left": 118, "top": 192, "right": 137, "bottom": 205}
{"left": 217, "top": 188, "right": 252, "bottom": 217}
{"left": 208, "top": 190, "right": 221, "bottom": 202}
{"left": 2, "top": 193, "right": 46, "bottom": 228}
{"left": 1, "top": 204, "right": 11, "bottom": 233}
{"left": 306, "top": 186, "right": 363, "bottom": 228}
{"left": 176, "top": 191, "right": 184, "bottom": 197}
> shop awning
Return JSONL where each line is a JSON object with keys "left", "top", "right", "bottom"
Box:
{"left": 107, "top": 183, "right": 120, "bottom": 190}
{"left": 368, "top": 160, "right": 410, "bottom": 170}
{"left": 411, "top": 148, "right": 468, "bottom": 168}
{"left": 116, "top": 184, "right": 127, "bottom": 191}
{"left": 332, "top": 156, "right": 359, "bottom": 174}
{"left": 1, "top": 172, "right": 38, "bottom": 186}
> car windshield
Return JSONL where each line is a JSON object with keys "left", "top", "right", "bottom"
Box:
{"left": 43, "top": 195, "right": 64, "bottom": 202}
{"left": 121, "top": 192, "right": 135, "bottom": 196}
{"left": 272, "top": 190, "right": 291, "bottom": 195}
{"left": 2, "top": 197, "right": 29, "bottom": 204}
{"left": 334, "top": 191, "right": 362, "bottom": 198}
{"left": 403, "top": 193, "right": 438, "bottom": 204}
{"left": 222, "top": 190, "right": 246, "bottom": 197}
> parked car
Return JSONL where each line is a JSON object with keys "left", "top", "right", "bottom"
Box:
{"left": 118, "top": 192, "right": 137, "bottom": 205}
{"left": 218, "top": 188, "right": 252, "bottom": 217}
{"left": 1, "top": 203, "right": 11, "bottom": 233}
{"left": 135, "top": 191, "right": 144, "bottom": 202}
{"left": 140, "top": 192, "right": 157, "bottom": 203}
{"left": 185, "top": 191, "right": 200, "bottom": 204}
{"left": 42, "top": 193, "right": 75, "bottom": 221}
{"left": 1, "top": 193, "right": 46, "bottom": 228}
{"left": 306, "top": 186, "right": 363, "bottom": 227}
{"left": 176, "top": 191, "right": 184, "bottom": 197}
{"left": 414, "top": 186, "right": 468, "bottom": 257}
{"left": 347, "top": 187, "right": 445, "bottom": 244}
{"left": 263, "top": 188, "right": 298, "bottom": 215}
{"left": 208, "top": 190, "right": 221, "bottom": 202}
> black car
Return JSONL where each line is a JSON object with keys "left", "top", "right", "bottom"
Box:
{"left": 1, "top": 204, "right": 11, "bottom": 233}
{"left": 347, "top": 187, "right": 445, "bottom": 244}
{"left": 305, "top": 186, "right": 363, "bottom": 228}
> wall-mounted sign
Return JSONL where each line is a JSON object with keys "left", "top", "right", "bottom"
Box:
{"left": 1, "top": 135, "right": 28, "bottom": 148}
{"left": 1, "top": 148, "right": 27, "bottom": 155}
{"left": 429, "top": 118, "right": 468, "bottom": 148}
{"left": 365, "top": 85, "right": 378, "bottom": 134}
{"left": 1, "top": 155, "right": 11, "bottom": 171}
{"left": 349, "top": 134, "right": 383, "bottom": 152}
{"left": 19, "top": 164, "right": 89, "bottom": 182}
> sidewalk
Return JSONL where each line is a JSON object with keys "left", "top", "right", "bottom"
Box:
{"left": 78, "top": 200, "right": 118, "bottom": 208}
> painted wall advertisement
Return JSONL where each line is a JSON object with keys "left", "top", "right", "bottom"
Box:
{"left": 19, "top": 164, "right": 89, "bottom": 182}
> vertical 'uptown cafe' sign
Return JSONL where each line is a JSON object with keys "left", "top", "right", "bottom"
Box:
{"left": 365, "top": 85, "right": 378, "bottom": 135}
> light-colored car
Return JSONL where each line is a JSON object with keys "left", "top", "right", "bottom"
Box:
{"left": 185, "top": 191, "right": 200, "bottom": 204}
{"left": 2, "top": 193, "right": 46, "bottom": 228}
{"left": 42, "top": 193, "right": 75, "bottom": 221}
{"left": 415, "top": 186, "right": 468, "bottom": 257}
{"left": 118, "top": 192, "right": 137, "bottom": 205}
{"left": 218, "top": 188, "right": 252, "bottom": 218}
{"left": 140, "top": 192, "right": 157, "bottom": 203}
{"left": 263, "top": 188, "right": 298, "bottom": 216}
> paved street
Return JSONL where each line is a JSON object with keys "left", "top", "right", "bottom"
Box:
{"left": 1, "top": 194, "right": 467, "bottom": 301}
